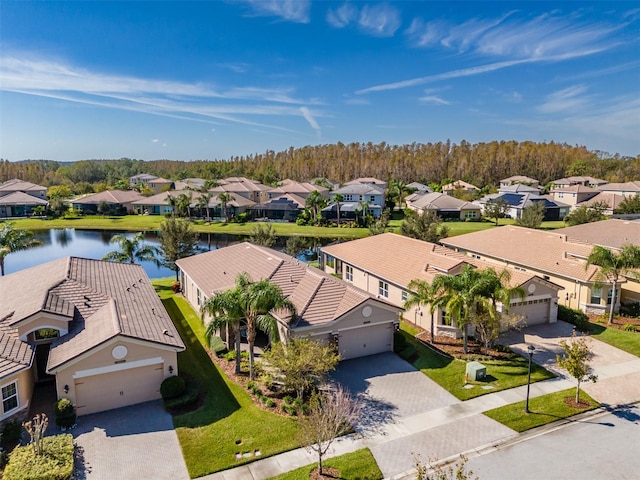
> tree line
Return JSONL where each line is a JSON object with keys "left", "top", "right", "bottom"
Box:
{"left": 1, "top": 140, "right": 638, "bottom": 189}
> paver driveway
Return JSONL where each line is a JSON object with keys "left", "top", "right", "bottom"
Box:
{"left": 72, "top": 400, "right": 188, "bottom": 480}
{"left": 332, "top": 353, "right": 514, "bottom": 477}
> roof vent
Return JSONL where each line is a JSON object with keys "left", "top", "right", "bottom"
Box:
{"left": 163, "top": 329, "right": 170, "bottom": 336}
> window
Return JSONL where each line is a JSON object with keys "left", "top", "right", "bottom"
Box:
{"left": 401, "top": 291, "right": 408, "bottom": 302}
{"left": 35, "top": 328, "right": 59, "bottom": 340}
{"left": 197, "top": 289, "right": 202, "bottom": 306}
{"left": 590, "top": 287, "right": 602, "bottom": 305}
{"left": 607, "top": 288, "right": 617, "bottom": 305}
{"left": 345, "top": 265, "right": 353, "bottom": 282}
{"left": 2, "top": 382, "right": 18, "bottom": 414}
{"left": 370, "top": 195, "right": 376, "bottom": 203}
{"left": 378, "top": 281, "right": 389, "bottom": 298}
{"left": 343, "top": 194, "right": 353, "bottom": 201}
{"left": 464, "top": 210, "right": 477, "bottom": 219}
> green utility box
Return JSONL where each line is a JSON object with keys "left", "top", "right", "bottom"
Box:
{"left": 466, "top": 361, "right": 486, "bottom": 381}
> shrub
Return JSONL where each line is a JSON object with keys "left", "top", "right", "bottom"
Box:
{"left": 164, "top": 376, "right": 200, "bottom": 411}
{"left": 558, "top": 305, "right": 590, "bottom": 331}
{"left": 3, "top": 433, "right": 74, "bottom": 480}
{"left": 283, "top": 395, "right": 294, "bottom": 405}
{"left": 1, "top": 420, "right": 23, "bottom": 447}
{"left": 393, "top": 332, "right": 407, "bottom": 352}
{"left": 265, "top": 398, "right": 275, "bottom": 408}
{"left": 160, "top": 375, "right": 186, "bottom": 400}
{"left": 283, "top": 405, "right": 297, "bottom": 416}
{"left": 620, "top": 302, "right": 640, "bottom": 318}
{"left": 224, "top": 351, "right": 236, "bottom": 362}
{"left": 171, "top": 281, "right": 181, "bottom": 293}
{"left": 623, "top": 324, "right": 637, "bottom": 332}
{"left": 208, "top": 335, "right": 227, "bottom": 355}
{"left": 54, "top": 398, "right": 77, "bottom": 429}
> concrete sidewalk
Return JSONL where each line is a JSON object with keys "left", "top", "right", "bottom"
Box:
{"left": 202, "top": 324, "right": 640, "bottom": 480}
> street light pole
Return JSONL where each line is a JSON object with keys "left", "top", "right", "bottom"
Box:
{"left": 525, "top": 344, "right": 535, "bottom": 414}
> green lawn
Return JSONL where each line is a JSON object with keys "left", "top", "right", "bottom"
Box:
{"left": 398, "top": 323, "right": 555, "bottom": 401}
{"left": 587, "top": 322, "right": 640, "bottom": 357}
{"left": 484, "top": 389, "right": 600, "bottom": 432}
{"left": 267, "top": 448, "right": 382, "bottom": 480}
{"left": 153, "top": 279, "right": 302, "bottom": 478}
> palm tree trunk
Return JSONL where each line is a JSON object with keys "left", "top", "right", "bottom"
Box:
{"left": 608, "top": 281, "right": 617, "bottom": 325}
{"left": 462, "top": 323, "right": 468, "bottom": 354}
{"left": 430, "top": 312, "right": 435, "bottom": 344}
{"left": 234, "top": 321, "right": 242, "bottom": 375}
{"left": 248, "top": 340, "right": 255, "bottom": 380}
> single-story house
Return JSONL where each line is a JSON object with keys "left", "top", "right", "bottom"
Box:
{"left": 441, "top": 180, "right": 479, "bottom": 196}
{"left": 440, "top": 224, "right": 640, "bottom": 314}
{"left": 0, "top": 257, "right": 184, "bottom": 423}
{"left": 0, "top": 191, "right": 48, "bottom": 218}
{"left": 267, "top": 181, "right": 329, "bottom": 200}
{"left": 577, "top": 192, "right": 626, "bottom": 216}
{"left": 322, "top": 233, "right": 562, "bottom": 339}
{"left": 70, "top": 190, "right": 146, "bottom": 215}
{"left": 407, "top": 182, "right": 433, "bottom": 195}
{"left": 176, "top": 243, "right": 402, "bottom": 361}
{"left": 405, "top": 192, "right": 482, "bottom": 220}
{"left": 251, "top": 194, "right": 306, "bottom": 222}
{"left": 499, "top": 176, "right": 540, "bottom": 189}
{"left": 475, "top": 193, "right": 570, "bottom": 221}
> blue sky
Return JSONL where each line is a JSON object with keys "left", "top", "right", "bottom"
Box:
{"left": 1, "top": 1, "right": 638, "bottom": 162}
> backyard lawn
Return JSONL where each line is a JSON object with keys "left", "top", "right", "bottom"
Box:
{"left": 397, "top": 322, "right": 556, "bottom": 401}
{"left": 484, "top": 389, "right": 600, "bottom": 432}
{"left": 267, "top": 449, "right": 383, "bottom": 480}
{"left": 153, "top": 279, "right": 302, "bottom": 478}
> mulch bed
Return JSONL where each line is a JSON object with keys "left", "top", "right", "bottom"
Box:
{"left": 310, "top": 467, "right": 341, "bottom": 479}
{"left": 563, "top": 397, "right": 591, "bottom": 409}
{"left": 416, "top": 331, "right": 512, "bottom": 360}
{"left": 587, "top": 313, "right": 640, "bottom": 331}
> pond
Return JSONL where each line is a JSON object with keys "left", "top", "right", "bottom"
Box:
{"left": 5, "top": 229, "right": 330, "bottom": 279}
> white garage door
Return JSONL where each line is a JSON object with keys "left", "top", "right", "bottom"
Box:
{"left": 75, "top": 363, "right": 164, "bottom": 416}
{"left": 511, "top": 298, "right": 550, "bottom": 326}
{"left": 338, "top": 323, "right": 393, "bottom": 360}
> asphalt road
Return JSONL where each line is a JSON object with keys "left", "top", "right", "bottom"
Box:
{"left": 465, "top": 405, "right": 640, "bottom": 480}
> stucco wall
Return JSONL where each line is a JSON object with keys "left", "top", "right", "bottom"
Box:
{"left": 0, "top": 368, "right": 34, "bottom": 425}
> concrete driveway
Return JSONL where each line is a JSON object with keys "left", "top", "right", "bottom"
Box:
{"left": 500, "top": 321, "right": 640, "bottom": 406}
{"left": 72, "top": 400, "right": 188, "bottom": 480}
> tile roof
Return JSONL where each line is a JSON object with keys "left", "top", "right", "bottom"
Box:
{"left": 0, "top": 258, "right": 184, "bottom": 373}
{"left": 131, "top": 190, "right": 193, "bottom": 206}
{"left": 0, "top": 191, "right": 48, "bottom": 205}
{"left": 579, "top": 192, "right": 625, "bottom": 210}
{"left": 440, "top": 226, "right": 601, "bottom": 282}
{"left": 322, "top": 233, "right": 545, "bottom": 291}
{"left": 551, "top": 185, "right": 598, "bottom": 194}
{"left": 268, "top": 182, "right": 329, "bottom": 196}
{"left": 344, "top": 177, "right": 387, "bottom": 186}
{"left": 0, "top": 178, "right": 47, "bottom": 194}
{"left": 0, "top": 333, "right": 34, "bottom": 379}
{"left": 71, "top": 190, "right": 145, "bottom": 205}
{"left": 498, "top": 184, "right": 542, "bottom": 193}
{"left": 500, "top": 176, "right": 539, "bottom": 184}
{"left": 442, "top": 180, "right": 479, "bottom": 191}
{"left": 176, "top": 243, "right": 393, "bottom": 328}
{"left": 554, "top": 219, "right": 640, "bottom": 250}
{"left": 597, "top": 181, "right": 640, "bottom": 193}
{"left": 553, "top": 176, "right": 607, "bottom": 186}
{"left": 407, "top": 192, "right": 479, "bottom": 211}
{"left": 333, "top": 183, "right": 385, "bottom": 195}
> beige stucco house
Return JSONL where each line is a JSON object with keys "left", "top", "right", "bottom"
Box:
{"left": 176, "top": 243, "right": 402, "bottom": 361}
{"left": 441, "top": 221, "right": 640, "bottom": 314}
{"left": 0, "top": 258, "right": 184, "bottom": 422}
{"left": 322, "top": 233, "right": 562, "bottom": 339}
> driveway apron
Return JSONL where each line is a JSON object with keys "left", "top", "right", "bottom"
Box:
{"left": 71, "top": 400, "right": 188, "bottom": 480}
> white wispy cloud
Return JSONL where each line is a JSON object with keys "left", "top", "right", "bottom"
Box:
{"left": 300, "top": 106, "right": 321, "bottom": 136}
{"left": 239, "top": 0, "right": 311, "bottom": 23}
{"left": 419, "top": 95, "right": 450, "bottom": 105}
{"left": 537, "top": 85, "right": 590, "bottom": 113}
{"left": 360, "top": 10, "right": 625, "bottom": 95}
{"left": 0, "top": 53, "right": 324, "bottom": 133}
{"left": 152, "top": 139, "right": 159, "bottom": 143}
{"left": 356, "top": 48, "right": 605, "bottom": 94}
{"left": 327, "top": 2, "right": 401, "bottom": 37}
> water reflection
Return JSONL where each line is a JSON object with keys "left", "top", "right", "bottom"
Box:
{"left": 6, "top": 229, "right": 334, "bottom": 279}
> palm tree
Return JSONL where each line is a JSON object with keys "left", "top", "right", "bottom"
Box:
{"left": 305, "top": 190, "right": 327, "bottom": 225}
{"left": 198, "top": 192, "right": 213, "bottom": 221}
{"left": 102, "top": 232, "right": 159, "bottom": 265}
{"left": 389, "top": 179, "right": 411, "bottom": 211}
{"left": 404, "top": 279, "right": 440, "bottom": 344}
{"left": 431, "top": 265, "right": 496, "bottom": 354}
{"left": 201, "top": 273, "right": 250, "bottom": 374}
{"left": 167, "top": 195, "right": 178, "bottom": 217}
{"left": 244, "top": 278, "right": 296, "bottom": 379}
{"left": 586, "top": 245, "right": 640, "bottom": 324}
{"left": 176, "top": 192, "right": 193, "bottom": 219}
{"left": 217, "top": 192, "right": 235, "bottom": 222}
{"left": 0, "top": 222, "right": 42, "bottom": 276}
{"left": 356, "top": 199, "right": 371, "bottom": 227}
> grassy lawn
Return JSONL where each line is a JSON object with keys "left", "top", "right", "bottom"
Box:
{"left": 153, "top": 279, "right": 302, "bottom": 478}
{"left": 484, "top": 389, "right": 600, "bottom": 432}
{"left": 267, "top": 448, "right": 382, "bottom": 480}
{"left": 398, "top": 323, "right": 555, "bottom": 401}
{"left": 587, "top": 322, "right": 640, "bottom": 357}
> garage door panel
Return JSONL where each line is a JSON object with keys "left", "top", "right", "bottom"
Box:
{"left": 338, "top": 323, "right": 393, "bottom": 360}
{"left": 511, "top": 298, "right": 550, "bottom": 327}
{"left": 75, "top": 364, "right": 164, "bottom": 415}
